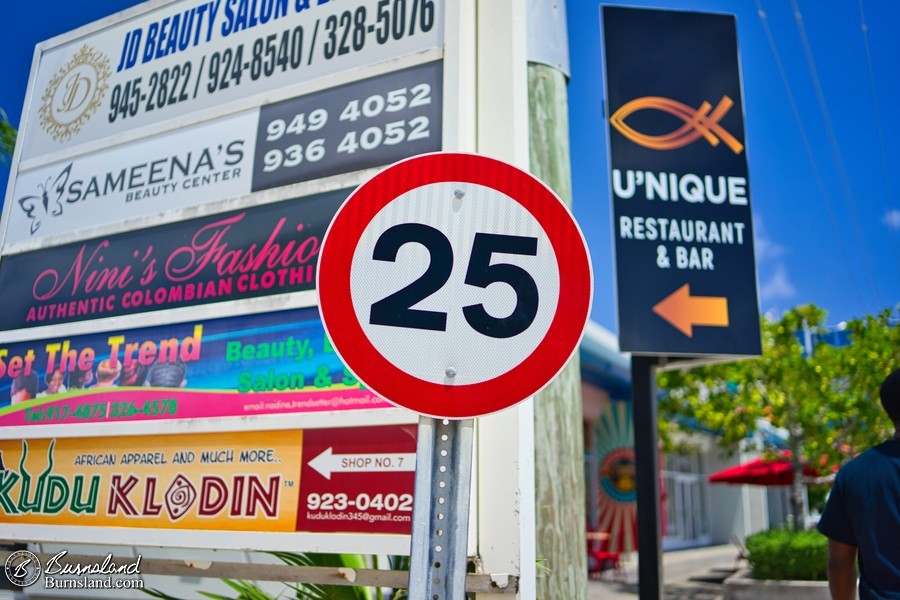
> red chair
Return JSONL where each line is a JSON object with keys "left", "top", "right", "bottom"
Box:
{"left": 586, "top": 532, "right": 625, "bottom": 581}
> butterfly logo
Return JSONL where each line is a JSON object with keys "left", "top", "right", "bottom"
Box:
{"left": 16, "top": 163, "right": 72, "bottom": 235}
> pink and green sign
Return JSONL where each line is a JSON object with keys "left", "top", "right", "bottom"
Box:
{"left": 0, "top": 306, "right": 390, "bottom": 431}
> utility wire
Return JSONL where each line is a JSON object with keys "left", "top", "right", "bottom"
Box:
{"left": 754, "top": 1, "right": 868, "bottom": 311}
{"left": 857, "top": 0, "right": 900, "bottom": 279}
{"left": 791, "top": 0, "right": 884, "bottom": 309}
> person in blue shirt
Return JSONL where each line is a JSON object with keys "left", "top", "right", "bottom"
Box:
{"left": 818, "top": 368, "right": 900, "bottom": 599}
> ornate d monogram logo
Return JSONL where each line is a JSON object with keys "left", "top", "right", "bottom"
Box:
{"left": 610, "top": 95, "right": 744, "bottom": 155}
{"left": 39, "top": 45, "right": 111, "bottom": 142}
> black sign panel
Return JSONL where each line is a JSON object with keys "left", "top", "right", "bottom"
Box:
{"left": 603, "top": 7, "right": 761, "bottom": 356}
{"left": 0, "top": 190, "right": 349, "bottom": 331}
{"left": 252, "top": 61, "right": 442, "bottom": 192}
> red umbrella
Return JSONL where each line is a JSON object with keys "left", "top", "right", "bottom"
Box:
{"left": 708, "top": 451, "right": 825, "bottom": 486}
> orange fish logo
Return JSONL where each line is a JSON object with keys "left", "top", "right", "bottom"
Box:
{"left": 610, "top": 96, "right": 744, "bottom": 154}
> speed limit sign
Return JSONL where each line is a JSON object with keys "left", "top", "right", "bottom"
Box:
{"left": 317, "top": 152, "right": 592, "bottom": 419}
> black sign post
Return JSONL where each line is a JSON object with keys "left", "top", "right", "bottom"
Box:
{"left": 601, "top": 7, "right": 762, "bottom": 600}
{"left": 632, "top": 355, "right": 662, "bottom": 599}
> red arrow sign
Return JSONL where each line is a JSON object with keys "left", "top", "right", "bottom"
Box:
{"left": 652, "top": 284, "right": 729, "bottom": 337}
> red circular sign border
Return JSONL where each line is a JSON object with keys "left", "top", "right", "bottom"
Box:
{"left": 317, "top": 153, "right": 592, "bottom": 419}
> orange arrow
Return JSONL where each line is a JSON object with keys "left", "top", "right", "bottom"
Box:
{"left": 652, "top": 284, "right": 729, "bottom": 337}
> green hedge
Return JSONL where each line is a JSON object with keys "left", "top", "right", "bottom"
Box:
{"left": 745, "top": 528, "right": 828, "bottom": 581}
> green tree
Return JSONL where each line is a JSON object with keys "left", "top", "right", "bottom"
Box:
{"left": 0, "top": 108, "right": 15, "bottom": 166}
{"left": 658, "top": 304, "right": 899, "bottom": 530}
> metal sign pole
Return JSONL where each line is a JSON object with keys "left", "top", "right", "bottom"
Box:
{"left": 408, "top": 416, "right": 475, "bottom": 599}
{"left": 632, "top": 355, "right": 662, "bottom": 600}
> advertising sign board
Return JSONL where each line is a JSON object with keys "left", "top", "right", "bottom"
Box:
{"left": 0, "top": 307, "right": 391, "bottom": 434}
{"left": 8, "top": 61, "right": 442, "bottom": 246}
{"left": 252, "top": 60, "right": 442, "bottom": 192}
{"left": 602, "top": 7, "right": 761, "bottom": 356}
{"left": 297, "top": 425, "right": 417, "bottom": 534}
{"left": 19, "top": 0, "right": 444, "bottom": 162}
{"left": 0, "top": 189, "right": 346, "bottom": 332}
{"left": 10, "top": 109, "right": 255, "bottom": 243}
{"left": 0, "top": 0, "right": 452, "bottom": 558}
{"left": 0, "top": 425, "right": 415, "bottom": 545}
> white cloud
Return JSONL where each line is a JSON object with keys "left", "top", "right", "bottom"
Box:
{"left": 763, "top": 306, "right": 783, "bottom": 322}
{"left": 883, "top": 209, "right": 900, "bottom": 230}
{"left": 760, "top": 263, "right": 796, "bottom": 302}
{"left": 753, "top": 214, "right": 786, "bottom": 262}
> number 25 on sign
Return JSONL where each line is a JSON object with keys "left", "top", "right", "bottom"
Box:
{"left": 317, "top": 153, "right": 593, "bottom": 419}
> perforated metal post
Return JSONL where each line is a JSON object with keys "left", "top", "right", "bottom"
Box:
{"left": 408, "top": 416, "right": 475, "bottom": 599}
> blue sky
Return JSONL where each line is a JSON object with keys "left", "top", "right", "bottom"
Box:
{"left": 1, "top": 1, "right": 898, "bottom": 335}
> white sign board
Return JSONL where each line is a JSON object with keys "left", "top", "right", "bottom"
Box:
{"left": 10, "top": 109, "right": 255, "bottom": 242}
{"left": 20, "top": 0, "right": 443, "bottom": 162}
{"left": 0, "top": 0, "right": 449, "bottom": 557}
{"left": 7, "top": 60, "right": 442, "bottom": 246}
